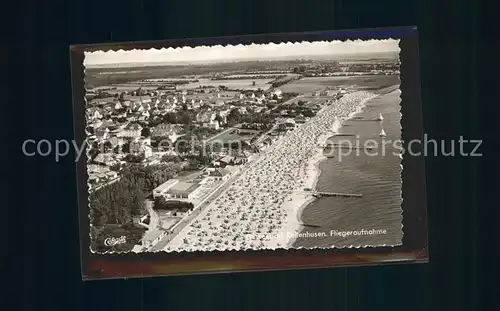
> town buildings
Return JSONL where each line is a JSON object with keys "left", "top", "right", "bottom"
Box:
{"left": 206, "top": 168, "right": 230, "bottom": 181}
{"left": 151, "top": 124, "right": 184, "bottom": 143}
{"left": 118, "top": 123, "right": 143, "bottom": 139}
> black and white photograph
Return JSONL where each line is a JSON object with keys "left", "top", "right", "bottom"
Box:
{"left": 82, "top": 38, "right": 403, "bottom": 254}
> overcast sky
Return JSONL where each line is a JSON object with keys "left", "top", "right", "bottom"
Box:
{"left": 84, "top": 39, "right": 399, "bottom": 66}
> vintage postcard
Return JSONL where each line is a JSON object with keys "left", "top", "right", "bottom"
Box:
{"left": 72, "top": 27, "right": 427, "bottom": 279}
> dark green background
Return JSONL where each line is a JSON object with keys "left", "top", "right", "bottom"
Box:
{"left": 10, "top": 0, "right": 482, "bottom": 310}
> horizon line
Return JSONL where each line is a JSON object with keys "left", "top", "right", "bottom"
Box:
{"left": 86, "top": 51, "right": 398, "bottom": 69}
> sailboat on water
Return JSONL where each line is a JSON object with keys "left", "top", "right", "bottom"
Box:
{"left": 377, "top": 113, "right": 384, "bottom": 121}
{"left": 331, "top": 118, "right": 341, "bottom": 133}
{"left": 379, "top": 129, "right": 387, "bottom": 137}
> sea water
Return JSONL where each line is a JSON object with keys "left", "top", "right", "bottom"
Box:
{"left": 293, "top": 89, "right": 404, "bottom": 248}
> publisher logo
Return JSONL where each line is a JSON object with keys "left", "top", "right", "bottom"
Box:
{"left": 104, "top": 236, "right": 126, "bottom": 246}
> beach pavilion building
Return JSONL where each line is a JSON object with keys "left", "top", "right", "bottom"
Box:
{"left": 153, "top": 179, "right": 203, "bottom": 202}
{"left": 153, "top": 179, "right": 179, "bottom": 199}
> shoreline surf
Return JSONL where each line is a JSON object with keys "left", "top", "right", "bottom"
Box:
{"left": 286, "top": 90, "right": 392, "bottom": 248}
{"left": 283, "top": 92, "right": 382, "bottom": 248}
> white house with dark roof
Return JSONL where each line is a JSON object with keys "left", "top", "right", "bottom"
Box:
{"left": 118, "top": 122, "right": 142, "bottom": 138}
{"left": 93, "top": 153, "right": 118, "bottom": 166}
{"left": 87, "top": 107, "right": 103, "bottom": 121}
{"left": 207, "top": 168, "right": 231, "bottom": 181}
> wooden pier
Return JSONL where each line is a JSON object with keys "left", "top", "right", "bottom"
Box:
{"left": 330, "top": 133, "right": 357, "bottom": 137}
{"left": 348, "top": 118, "right": 382, "bottom": 122}
{"left": 313, "top": 192, "right": 363, "bottom": 198}
{"left": 299, "top": 189, "right": 363, "bottom": 198}
{"left": 299, "top": 222, "right": 321, "bottom": 228}
{"left": 319, "top": 143, "right": 377, "bottom": 151}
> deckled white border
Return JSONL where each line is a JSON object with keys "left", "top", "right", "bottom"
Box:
{"left": 83, "top": 38, "right": 403, "bottom": 254}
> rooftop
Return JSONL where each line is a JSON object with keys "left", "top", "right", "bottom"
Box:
{"left": 124, "top": 123, "right": 142, "bottom": 131}
{"left": 87, "top": 164, "right": 109, "bottom": 173}
{"left": 168, "top": 181, "right": 201, "bottom": 195}
{"left": 154, "top": 179, "right": 179, "bottom": 193}
{"left": 219, "top": 155, "right": 234, "bottom": 163}
{"left": 94, "top": 153, "right": 116, "bottom": 163}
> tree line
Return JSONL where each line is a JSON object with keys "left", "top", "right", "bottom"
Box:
{"left": 89, "top": 175, "right": 147, "bottom": 227}
{"left": 89, "top": 163, "right": 183, "bottom": 227}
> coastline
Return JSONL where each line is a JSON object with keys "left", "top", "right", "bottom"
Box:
{"left": 283, "top": 92, "right": 381, "bottom": 248}
{"left": 162, "top": 90, "right": 388, "bottom": 252}
{"left": 282, "top": 149, "right": 325, "bottom": 248}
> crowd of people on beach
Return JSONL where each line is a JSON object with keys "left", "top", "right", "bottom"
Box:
{"left": 163, "top": 91, "right": 376, "bottom": 252}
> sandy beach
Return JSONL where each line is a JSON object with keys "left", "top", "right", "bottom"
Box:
{"left": 283, "top": 93, "right": 379, "bottom": 248}
{"left": 282, "top": 150, "right": 325, "bottom": 248}
{"left": 162, "top": 91, "right": 379, "bottom": 252}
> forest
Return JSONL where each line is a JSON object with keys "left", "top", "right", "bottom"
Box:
{"left": 89, "top": 162, "right": 184, "bottom": 227}
{"left": 88, "top": 162, "right": 184, "bottom": 251}
{"left": 88, "top": 175, "right": 147, "bottom": 227}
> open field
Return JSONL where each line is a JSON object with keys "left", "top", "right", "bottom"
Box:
{"left": 85, "top": 60, "right": 307, "bottom": 88}
{"left": 177, "top": 78, "right": 274, "bottom": 91}
{"left": 141, "top": 78, "right": 196, "bottom": 82}
{"left": 223, "top": 74, "right": 287, "bottom": 79}
{"left": 107, "top": 84, "right": 160, "bottom": 92}
{"left": 279, "top": 75, "right": 400, "bottom": 93}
